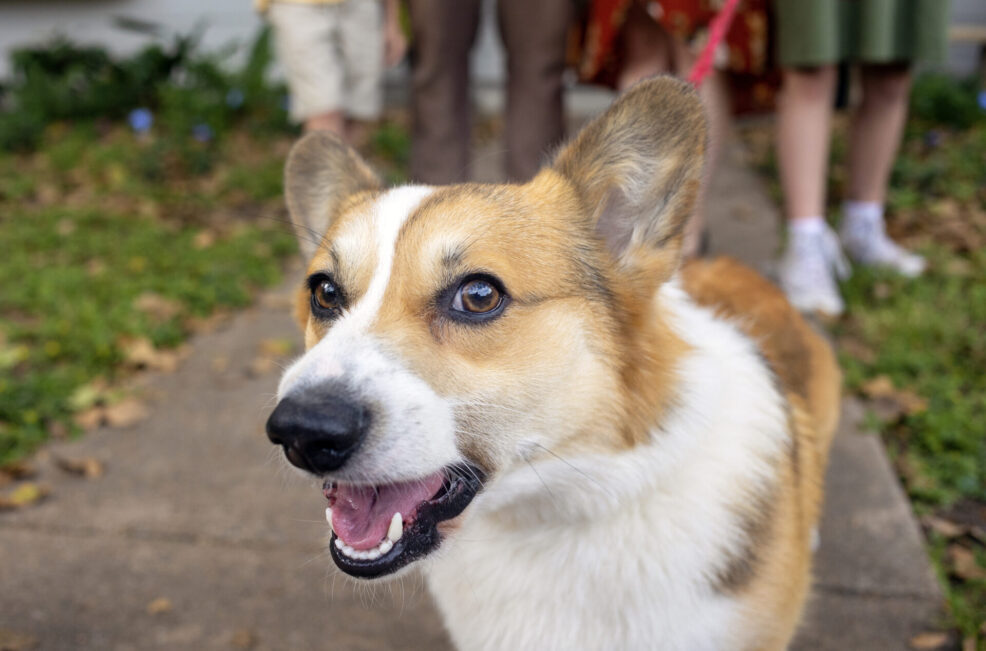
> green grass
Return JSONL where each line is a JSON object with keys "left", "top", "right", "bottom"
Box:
{"left": 0, "top": 122, "right": 299, "bottom": 464}
{"left": 741, "top": 74, "right": 986, "bottom": 646}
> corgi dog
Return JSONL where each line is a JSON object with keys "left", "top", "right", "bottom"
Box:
{"left": 266, "top": 77, "right": 841, "bottom": 651}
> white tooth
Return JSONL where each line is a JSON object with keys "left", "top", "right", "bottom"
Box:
{"left": 379, "top": 540, "right": 393, "bottom": 554}
{"left": 342, "top": 545, "right": 355, "bottom": 557}
{"left": 325, "top": 507, "right": 334, "bottom": 529}
{"left": 367, "top": 550, "right": 380, "bottom": 560}
{"left": 334, "top": 538, "right": 344, "bottom": 550}
{"left": 387, "top": 512, "right": 403, "bottom": 542}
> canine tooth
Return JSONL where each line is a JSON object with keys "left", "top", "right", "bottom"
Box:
{"left": 379, "top": 540, "right": 393, "bottom": 554}
{"left": 387, "top": 512, "right": 403, "bottom": 542}
{"left": 325, "top": 507, "right": 333, "bottom": 528}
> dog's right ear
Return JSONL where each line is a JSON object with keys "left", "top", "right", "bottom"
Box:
{"left": 284, "top": 131, "right": 381, "bottom": 261}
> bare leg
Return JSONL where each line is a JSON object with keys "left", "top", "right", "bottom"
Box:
{"left": 616, "top": 3, "right": 673, "bottom": 91}
{"left": 775, "top": 66, "right": 848, "bottom": 316}
{"left": 305, "top": 110, "right": 346, "bottom": 137}
{"left": 776, "top": 65, "right": 837, "bottom": 222}
{"left": 846, "top": 63, "right": 912, "bottom": 203}
{"left": 839, "top": 62, "right": 924, "bottom": 276}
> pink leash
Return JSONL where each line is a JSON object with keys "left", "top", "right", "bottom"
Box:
{"left": 686, "top": 0, "right": 742, "bottom": 87}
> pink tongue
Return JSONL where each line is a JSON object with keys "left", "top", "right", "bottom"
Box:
{"left": 331, "top": 472, "right": 445, "bottom": 550}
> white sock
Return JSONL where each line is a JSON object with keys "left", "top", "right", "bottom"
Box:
{"left": 788, "top": 216, "right": 827, "bottom": 239}
{"left": 843, "top": 200, "right": 883, "bottom": 228}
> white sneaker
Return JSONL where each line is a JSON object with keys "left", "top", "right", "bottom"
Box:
{"left": 779, "top": 223, "right": 850, "bottom": 317}
{"left": 840, "top": 212, "right": 926, "bottom": 278}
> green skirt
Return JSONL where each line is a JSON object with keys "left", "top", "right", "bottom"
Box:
{"left": 774, "top": 0, "right": 951, "bottom": 67}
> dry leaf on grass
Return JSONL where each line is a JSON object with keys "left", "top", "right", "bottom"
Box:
{"left": 838, "top": 336, "right": 876, "bottom": 364}
{"left": 55, "top": 456, "right": 104, "bottom": 479}
{"left": 146, "top": 597, "right": 173, "bottom": 615}
{"left": 0, "top": 629, "right": 39, "bottom": 651}
{"left": 860, "top": 375, "right": 928, "bottom": 421}
{"left": 948, "top": 545, "right": 986, "bottom": 581}
{"left": 192, "top": 229, "right": 217, "bottom": 249}
{"left": 0, "top": 482, "right": 50, "bottom": 510}
{"left": 922, "top": 515, "right": 967, "bottom": 540}
{"left": 909, "top": 631, "right": 951, "bottom": 649}
{"left": 134, "top": 292, "right": 182, "bottom": 323}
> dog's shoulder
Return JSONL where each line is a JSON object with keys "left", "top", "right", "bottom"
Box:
{"left": 680, "top": 256, "right": 841, "bottom": 452}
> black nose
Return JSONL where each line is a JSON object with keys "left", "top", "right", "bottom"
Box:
{"left": 266, "top": 390, "right": 370, "bottom": 473}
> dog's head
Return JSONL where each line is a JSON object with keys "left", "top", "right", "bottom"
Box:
{"left": 266, "top": 77, "right": 706, "bottom": 579}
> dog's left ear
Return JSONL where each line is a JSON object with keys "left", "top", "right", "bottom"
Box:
{"left": 550, "top": 76, "right": 707, "bottom": 284}
{"left": 284, "top": 131, "right": 381, "bottom": 261}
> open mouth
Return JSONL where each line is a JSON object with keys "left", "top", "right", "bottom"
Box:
{"left": 325, "top": 463, "right": 484, "bottom": 578}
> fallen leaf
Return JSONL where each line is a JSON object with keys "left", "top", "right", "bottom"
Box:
{"left": 121, "top": 337, "right": 180, "bottom": 373}
{"left": 103, "top": 398, "right": 148, "bottom": 428}
{"left": 838, "top": 336, "right": 876, "bottom": 364}
{"left": 247, "top": 356, "right": 277, "bottom": 377}
{"left": 68, "top": 378, "right": 110, "bottom": 411}
{"left": 134, "top": 292, "right": 182, "bottom": 323}
{"left": 0, "top": 482, "right": 50, "bottom": 510}
{"left": 861, "top": 375, "right": 896, "bottom": 399}
{"left": 0, "top": 460, "right": 37, "bottom": 480}
{"left": 55, "top": 456, "right": 104, "bottom": 479}
{"left": 922, "top": 515, "right": 967, "bottom": 539}
{"left": 909, "top": 632, "right": 950, "bottom": 649}
{"left": 895, "top": 389, "right": 929, "bottom": 416}
{"left": 230, "top": 629, "right": 258, "bottom": 649}
{"left": 193, "top": 229, "right": 217, "bottom": 249}
{"left": 948, "top": 545, "right": 986, "bottom": 581}
{"left": 0, "top": 629, "right": 39, "bottom": 650}
{"left": 73, "top": 407, "right": 106, "bottom": 431}
{"left": 259, "top": 338, "right": 294, "bottom": 358}
{"left": 211, "top": 356, "right": 230, "bottom": 373}
{"left": 146, "top": 597, "right": 173, "bottom": 615}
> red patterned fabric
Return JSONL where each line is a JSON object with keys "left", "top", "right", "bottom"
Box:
{"left": 576, "top": 0, "right": 777, "bottom": 113}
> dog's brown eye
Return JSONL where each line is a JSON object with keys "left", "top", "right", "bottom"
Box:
{"left": 455, "top": 279, "right": 501, "bottom": 314}
{"left": 312, "top": 279, "right": 342, "bottom": 313}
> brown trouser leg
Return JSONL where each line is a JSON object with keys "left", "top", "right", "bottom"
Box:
{"left": 408, "top": 0, "right": 481, "bottom": 184}
{"left": 497, "top": 0, "right": 571, "bottom": 182}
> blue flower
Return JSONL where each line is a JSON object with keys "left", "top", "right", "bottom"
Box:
{"left": 192, "top": 123, "right": 214, "bottom": 143}
{"left": 226, "top": 88, "right": 245, "bottom": 109}
{"left": 924, "top": 129, "right": 942, "bottom": 149}
{"left": 978, "top": 90, "right": 986, "bottom": 112}
{"left": 128, "top": 108, "right": 153, "bottom": 133}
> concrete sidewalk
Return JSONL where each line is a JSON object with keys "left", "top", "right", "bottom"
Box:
{"left": 0, "top": 135, "right": 944, "bottom": 650}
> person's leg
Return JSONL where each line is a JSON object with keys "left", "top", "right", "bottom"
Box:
{"left": 776, "top": 65, "right": 837, "bottom": 224}
{"left": 268, "top": 3, "right": 347, "bottom": 137}
{"left": 840, "top": 62, "right": 924, "bottom": 276}
{"left": 615, "top": 2, "right": 674, "bottom": 91}
{"left": 339, "top": 0, "right": 384, "bottom": 147}
{"left": 407, "top": 0, "right": 481, "bottom": 184}
{"left": 668, "top": 38, "right": 731, "bottom": 258}
{"left": 497, "top": 0, "right": 571, "bottom": 182}
{"left": 775, "top": 65, "right": 849, "bottom": 316}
